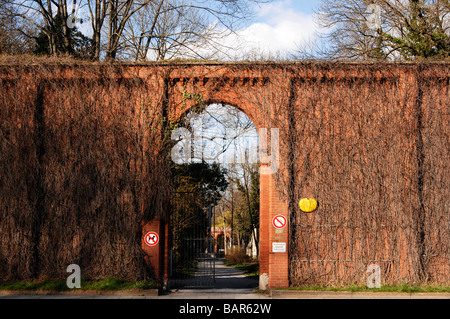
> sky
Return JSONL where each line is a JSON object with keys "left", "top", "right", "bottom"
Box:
{"left": 222, "top": 0, "right": 322, "bottom": 59}
{"left": 72, "top": 0, "right": 323, "bottom": 60}
{"left": 165, "top": 1, "right": 324, "bottom": 165}
{"left": 173, "top": 1, "right": 324, "bottom": 163}
{"left": 174, "top": 104, "right": 260, "bottom": 166}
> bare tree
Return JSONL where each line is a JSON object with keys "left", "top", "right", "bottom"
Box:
{"left": 111, "top": 0, "right": 269, "bottom": 61}
{"left": 232, "top": 161, "right": 259, "bottom": 257}
{"left": 3, "top": 0, "right": 86, "bottom": 55}
{"left": 183, "top": 103, "right": 260, "bottom": 255}
{"left": 86, "top": 0, "right": 109, "bottom": 60}
{"left": 173, "top": 103, "right": 257, "bottom": 165}
{"left": 317, "top": 0, "right": 450, "bottom": 60}
{"left": 3, "top": 0, "right": 270, "bottom": 60}
{"left": 104, "top": 0, "right": 153, "bottom": 60}
{"left": 123, "top": 0, "right": 230, "bottom": 61}
{"left": 0, "top": 1, "right": 37, "bottom": 54}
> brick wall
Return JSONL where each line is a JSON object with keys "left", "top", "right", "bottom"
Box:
{"left": 1, "top": 61, "right": 448, "bottom": 288}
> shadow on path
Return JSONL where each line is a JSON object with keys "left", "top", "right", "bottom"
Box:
{"left": 213, "top": 258, "right": 258, "bottom": 289}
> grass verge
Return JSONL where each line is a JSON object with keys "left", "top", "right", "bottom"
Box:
{"left": 0, "top": 277, "right": 157, "bottom": 292}
{"left": 281, "top": 284, "right": 450, "bottom": 293}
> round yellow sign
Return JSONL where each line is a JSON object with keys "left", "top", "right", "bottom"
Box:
{"left": 299, "top": 198, "right": 318, "bottom": 213}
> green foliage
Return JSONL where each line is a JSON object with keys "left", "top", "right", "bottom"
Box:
{"left": 285, "top": 284, "right": 450, "bottom": 293}
{"left": 181, "top": 88, "right": 205, "bottom": 112}
{"left": 0, "top": 277, "right": 157, "bottom": 291}
{"left": 170, "top": 162, "right": 228, "bottom": 273}
{"left": 382, "top": 1, "right": 450, "bottom": 60}
{"left": 173, "top": 162, "right": 228, "bottom": 207}
{"left": 33, "top": 14, "right": 93, "bottom": 59}
{"left": 81, "top": 277, "right": 156, "bottom": 290}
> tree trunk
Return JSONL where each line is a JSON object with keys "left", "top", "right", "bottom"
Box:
{"left": 59, "top": 0, "right": 72, "bottom": 54}
{"left": 93, "top": 1, "right": 101, "bottom": 60}
{"left": 44, "top": 0, "right": 57, "bottom": 55}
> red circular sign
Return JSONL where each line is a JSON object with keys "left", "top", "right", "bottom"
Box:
{"left": 144, "top": 232, "right": 159, "bottom": 246}
{"left": 272, "top": 215, "right": 287, "bottom": 229}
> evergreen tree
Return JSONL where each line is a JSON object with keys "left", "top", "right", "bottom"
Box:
{"left": 33, "top": 13, "right": 93, "bottom": 59}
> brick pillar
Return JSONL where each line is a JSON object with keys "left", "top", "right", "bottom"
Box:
{"left": 259, "top": 166, "right": 289, "bottom": 289}
{"left": 142, "top": 216, "right": 169, "bottom": 288}
{"left": 259, "top": 171, "right": 270, "bottom": 290}
{"left": 163, "top": 214, "right": 170, "bottom": 286}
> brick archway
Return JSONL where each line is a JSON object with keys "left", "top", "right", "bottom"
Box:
{"left": 5, "top": 62, "right": 447, "bottom": 290}
{"left": 210, "top": 229, "right": 230, "bottom": 255}
{"left": 141, "top": 64, "right": 291, "bottom": 290}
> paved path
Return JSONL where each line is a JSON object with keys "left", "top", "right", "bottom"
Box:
{"left": 1, "top": 290, "right": 448, "bottom": 299}
{"left": 168, "top": 257, "right": 258, "bottom": 290}
{"left": 158, "top": 258, "right": 261, "bottom": 298}
{"left": 213, "top": 258, "right": 258, "bottom": 289}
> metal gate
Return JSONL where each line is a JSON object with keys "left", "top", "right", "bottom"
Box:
{"left": 169, "top": 205, "right": 216, "bottom": 289}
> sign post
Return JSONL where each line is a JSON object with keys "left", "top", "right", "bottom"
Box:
{"left": 272, "top": 215, "right": 287, "bottom": 229}
{"left": 144, "top": 231, "right": 159, "bottom": 247}
{"left": 272, "top": 215, "right": 287, "bottom": 253}
{"left": 272, "top": 242, "right": 286, "bottom": 253}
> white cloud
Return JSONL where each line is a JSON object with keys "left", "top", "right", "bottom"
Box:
{"left": 216, "top": 1, "right": 319, "bottom": 59}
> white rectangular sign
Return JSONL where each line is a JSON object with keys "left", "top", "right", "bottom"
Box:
{"left": 272, "top": 242, "right": 286, "bottom": 253}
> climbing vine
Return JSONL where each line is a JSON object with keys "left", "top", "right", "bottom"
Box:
{"left": 0, "top": 57, "right": 448, "bottom": 287}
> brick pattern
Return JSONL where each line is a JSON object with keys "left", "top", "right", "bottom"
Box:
{"left": 2, "top": 63, "right": 448, "bottom": 288}
{"left": 142, "top": 216, "right": 170, "bottom": 287}
{"left": 124, "top": 64, "right": 450, "bottom": 288}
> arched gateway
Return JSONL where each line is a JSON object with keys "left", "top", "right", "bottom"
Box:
{"left": 137, "top": 62, "right": 450, "bottom": 290}
{"left": 140, "top": 63, "right": 292, "bottom": 290}
{"left": 1, "top": 61, "right": 448, "bottom": 290}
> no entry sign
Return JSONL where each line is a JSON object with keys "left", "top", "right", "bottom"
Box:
{"left": 144, "top": 232, "right": 159, "bottom": 246}
{"left": 272, "top": 215, "right": 287, "bottom": 229}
